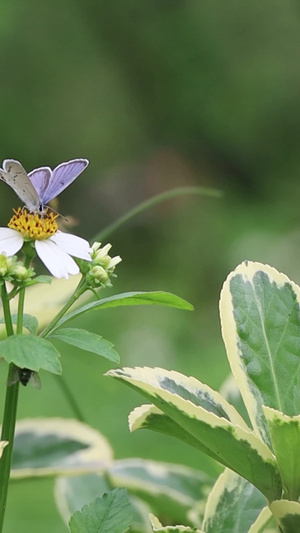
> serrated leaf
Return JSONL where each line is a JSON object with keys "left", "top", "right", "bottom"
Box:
{"left": 0, "top": 314, "right": 39, "bottom": 335}
{"left": 51, "top": 291, "right": 193, "bottom": 331}
{"left": 263, "top": 406, "right": 300, "bottom": 501}
{"left": 48, "top": 328, "right": 119, "bottom": 363}
{"left": 107, "top": 458, "right": 212, "bottom": 527}
{"left": 69, "top": 488, "right": 132, "bottom": 533}
{"left": 107, "top": 367, "right": 282, "bottom": 501}
{"left": 270, "top": 500, "right": 300, "bottom": 533}
{"left": 0, "top": 334, "right": 61, "bottom": 374}
{"left": 55, "top": 474, "right": 152, "bottom": 533}
{"left": 202, "top": 469, "right": 267, "bottom": 533}
{"left": 220, "top": 261, "right": 300, "bottom": 447}
{"left": 11, "top": 418, "right": 113, "bottom": 478}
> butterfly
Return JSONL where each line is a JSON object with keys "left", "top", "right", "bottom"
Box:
{"left": 0, "top": 158, "right": 89, "bottom": 214}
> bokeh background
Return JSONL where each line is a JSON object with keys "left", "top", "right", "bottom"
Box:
{"left": 1, "top": 1, "right": 300, "bottom": 530}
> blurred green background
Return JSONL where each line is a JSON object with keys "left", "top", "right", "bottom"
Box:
{"left": 1, "top": 1, "right": 300, "bottom": 530}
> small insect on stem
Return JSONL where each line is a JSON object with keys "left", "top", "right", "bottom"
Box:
{"left": 7, "top": 365, "right": 41, "bottom": 389}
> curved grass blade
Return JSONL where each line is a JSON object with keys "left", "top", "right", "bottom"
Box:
{"left": 94, "top": 186, "right": 222, "bottom": 241}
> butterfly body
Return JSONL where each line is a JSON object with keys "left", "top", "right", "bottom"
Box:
{"left": 0, "top": 158, "right": 89, "bottom": 214}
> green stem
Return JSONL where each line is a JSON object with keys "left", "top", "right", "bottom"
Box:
{"left": 56, "top": 377, "right": 85, "bottom": 422}
{"left": 39, "top": 278, "right": 89, "bottom": 423}
{"left": 39, "top": 278, "right": 87, "bottom": 339}
{"left": 0, "top": 285, "right": 19, "bottom": 532}
{"left": 93, "top": 186, "right": 223, "bottom": 241}
{"left": 16, "top": 288, "right": 25, "bottom": 335}
{"left": 0, "top": 371, "right": 19, "bottom": 531}
{"left": 1, "top": 285, "right": 13, "bottom": 337}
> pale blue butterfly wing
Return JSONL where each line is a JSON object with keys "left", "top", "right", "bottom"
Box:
{"left": 28, "top": 167, "right": 52, "bottom": 201}
{"left": 40, "top": 158, "right": 89, "bottom": 205}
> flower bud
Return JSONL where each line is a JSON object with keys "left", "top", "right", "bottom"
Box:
{"left": 89, "top": 265, "right": 109, "bottom": 283}
{"left": 12, "top": 265, "right": 33, "bottom": 281}
{"left": 0, "top": 254, "right": 9, "bottom": 276}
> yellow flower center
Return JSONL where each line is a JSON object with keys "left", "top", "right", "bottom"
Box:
{"left": 8, "top": 208, "right": 59, "bottom": 240}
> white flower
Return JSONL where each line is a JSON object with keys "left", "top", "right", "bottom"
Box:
{"left": 0, "top": 227, "right": 91, "bottom": 279}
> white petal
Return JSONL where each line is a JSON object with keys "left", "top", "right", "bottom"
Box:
{"left": 50, "top": 231, "right": 92, "bottom": 261}
{"left": 0, "top": 228, "right": 24, "bottom": 256}
{"left": 35, "top": 239, "right": 79, "bottom": 279}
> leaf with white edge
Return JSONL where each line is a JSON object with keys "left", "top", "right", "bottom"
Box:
{"left": 52, "top": 291, "right": 194, "bottom": 331}
{"left": 263, "top": 406, "right": 300, "bottom": 501}
{"left": 11, "top": 418, "right": 113, "bottom": 478}
{"left": 69, "top": 488, "right": 132, "bottom": 533}
{"left": 107, "top": 458, "right": 212, "bottom": 526}
{"left": 150, "top": 514, "right": 203, "bottom": 532}
{"left": 270, "top": 500, "right": 300, "bottom": 533}
{"left": 0, "top": 314, "right": 39, "bottom": 335}
{"left": 219, "top": 373, "right": 251, "bottom": 428}
{"left": 55, "top": 474, "right": 152, "bottom": 533}
{"left": 121, "top": 368, "right": 249, "bottom": 428}
{"left": 248, "top": 507, "right": 276, "bottom": 533}
{"left": 220, "top": 261, "right": 300, "bottom": 447}
{"left": 48, "top": 328, "right": 119, "bottom": 363}
{"left": 106, "top": 366, "right": 281, "bottom": 501}
{"left": 129, "top": 404, "right": 225, "bottom": 463}
{"left": 202, "top": 469, "right": 267, "bottom": 533}
{"left": 0, "top": 334, "right": 61, "bottom": 374}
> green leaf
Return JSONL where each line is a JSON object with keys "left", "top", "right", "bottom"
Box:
{"left": 0, "top": 314, "right": 39, "bottom": 335}
{"left": 55, "top": 474, "right": 152, "bottom": 533}
{"left": 220, "top": 261, "right": 300, "bottom": 447}
{"left": 0, "top": 334, "right": 61, "bottom": 374}
{"left": 263, "top": 406, "right": 300, "bottom": 501}
{"left": 129, "top": 404, "right": 231, "bottom": 463}
{"left": 270, "top": 500, "right": 300, "bottom": 533}
{"left": 51, "top": 291, "right": 193, "bottom": 331}
{"left": 25, "top": 275, "right": 52, "bottom": 286}
{"left": 11, "top": 418, "right": 113, "bottom": 478}
{"left": 69, "top": 488, "right": 132, "bottom": 533}
{"left": 107, "top": 458, "right": 212, "bottom": 527}
{"left": 202, "top": 469, "right": 267, "bottom": 533}
{"left": 48, "top": 328, "right": 119, "bottom": 363}
{"left": 107, "top": 366, "right": 282, "bottom": 501}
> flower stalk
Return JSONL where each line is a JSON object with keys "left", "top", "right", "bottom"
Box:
{"left": 0, "top": 284, "right": 19, "bottom": 532}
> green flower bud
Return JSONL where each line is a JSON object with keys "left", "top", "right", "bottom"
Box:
{"left": 12, "top": 265, "right": 32, "bottom": 281}
{"left": 0, "top": 254, "right": 9, "bottom": 276}
{"left": 89, "top": 265, "right": 109, "bottom": 283}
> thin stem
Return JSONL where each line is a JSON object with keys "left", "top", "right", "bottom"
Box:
{"left": 0, "top": 285, "right": 19, "bottom": 532}
{"left": 16, "top": 288, "right": 25, "bottom": 335}
{"left": 55, "top": 376, "right": 85, "bottom": 422}
{"left": 1, "top": 285, "right": 13, "bottom": 338}
{"left": 93, "top": 186, "right": 223, "bottom": 242}
{"left": 39, "top": 278, "right": 87, "bottom": 339}
{"left": 39, "top": 278, "right": 89, "bottom": 423}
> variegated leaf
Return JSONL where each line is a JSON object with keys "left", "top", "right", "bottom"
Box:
{"left": 107, "top": 366, "right": 281, "bottom": 501}
{"left": 220, "top": 261, "right": 300, "bottom": 447}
